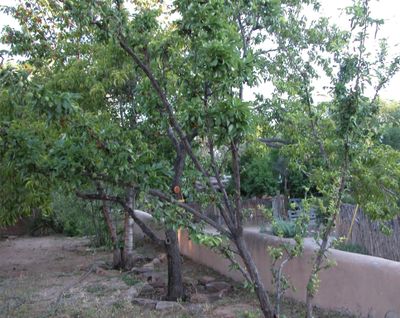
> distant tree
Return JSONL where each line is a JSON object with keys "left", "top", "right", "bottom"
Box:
{"left": 239, "top": 146, "right": 279, "bottom": 198}
{"left": 379, "top": 100, "right": 400, "bottom": 150}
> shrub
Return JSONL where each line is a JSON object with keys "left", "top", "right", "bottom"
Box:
{"left": 29, "top": 212, "right": 63, "bottom": 236}
{"left": 334, "top": 241, "right": 369, "bottom": 255}
{"left": 51, "top": 192, "right": 111, "bottom": 247}
{"left": 238, "top": 146, "right": 279, "bottom": 198}
{"left": 272, "top": 220, "right": 297, "bottom": 238}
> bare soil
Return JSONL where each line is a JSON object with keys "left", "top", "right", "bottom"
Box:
{"left": 0, "top": 235, "right": 355, "bottom": 318}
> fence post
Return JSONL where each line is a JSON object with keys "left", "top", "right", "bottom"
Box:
{"left": 272, "top": 195, "right": 286, "bottom": 219}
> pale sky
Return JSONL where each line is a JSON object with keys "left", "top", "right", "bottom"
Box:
{"left": 1, "top": 0, "right": 400, "bottom": 101}
{"left": 245, "top": 0, "right": 400, "bottom": 101}
{"left": 318, "top": 0, "right": 400, "bottom": 101}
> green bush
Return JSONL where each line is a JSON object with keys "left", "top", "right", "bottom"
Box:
{"left": 272, "top": 220, "right": 297, "bottom": 238}
{"left": 334, "top": 241, "right": 369, "bottom": 255}
{"left": 29, "top": 212, "right": 63, "bottom": 236}
{"left": 238, "top": 146, "right": 310, "bottom": 199}
{"left": 51, "top": 192, "right": 111, "bottom": 247}
{"left": 341, "top": 193, "right": 356, "bottom": 204}
{"left": 240, "top": 148, "right": 278, "bottom": 198}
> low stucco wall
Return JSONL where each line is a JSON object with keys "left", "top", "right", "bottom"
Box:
{"left": 178, "top": 229, "right": 400, "bottom": 318}
{"left": 133, "top": 210, "right": 400, "bottom": 317}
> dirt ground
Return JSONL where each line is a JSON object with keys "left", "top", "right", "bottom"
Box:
{"left": 0, "top": 235, "right": 355, "bottom": 318}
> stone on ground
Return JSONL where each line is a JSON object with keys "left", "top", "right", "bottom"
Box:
{"left": 132, "top": 297, "right": 157, "bottom": 309}
{"left": 198, "top": 275, "right": 215, "bottom": 285}
{"left": 205, "top": 281, "right": 231, "bottom": 292}
{"left": 155, "top": 301, "right": 184, "bottom": 311}
{"left": 123, "top": 286, "right": 139, "bottom": 299}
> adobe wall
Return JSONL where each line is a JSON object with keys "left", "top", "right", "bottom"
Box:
{"left": 178, "top": 229, "right": 400, "bottom": 318}
{"left": 133, "top": 210, "right": 400, "bottom": 317}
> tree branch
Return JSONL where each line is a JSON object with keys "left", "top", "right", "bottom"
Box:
{"left": 148, "top": 189, "right": 232, "bottom": 239}
{"left": 258, "top": 138, "right": 291, "bottom": 149}
{"left": 117, "top": 36, "right": 213, "bottom": 188}
{"left": 221, "top": 246, "right": 252, "bottom": 284}
{"left": 255, "top": 48, "right": 280, "bottom": 56}
{"left": 230, "top": 140, "right": 242, "bottom": 229}
{"left": 167, "top": 126, "right": 179, "bottom": 151}
{"left": 301, "top": 78, "right": 330, "bottom": 166}
{"left": 207, "top": 134, "right": 236, "bottom": 230}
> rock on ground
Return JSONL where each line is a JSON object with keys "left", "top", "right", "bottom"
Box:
{"left": 155, "top": 301, "right": 184, "bottom": 311}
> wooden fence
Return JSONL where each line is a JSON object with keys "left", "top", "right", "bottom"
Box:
{"left": 202, "top": 196, "right": 273, "bottom": 226}
{"left": 337, "top": 203, "right": 400, "bottom": 262}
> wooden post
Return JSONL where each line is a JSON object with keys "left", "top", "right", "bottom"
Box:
{"left": 272, "top": 195, "right": 285, "bottom": 219}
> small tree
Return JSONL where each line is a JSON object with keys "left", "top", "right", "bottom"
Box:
{"left": 262, "top": 0, "right": 400, "bottom": 316}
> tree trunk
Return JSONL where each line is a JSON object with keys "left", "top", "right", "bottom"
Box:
{"left": 305, "top": 219, "right": 332, "bottom": 318}
{"left": 123, "top": 212, "right": 134, "bottom": 269}
{"left": 164, "top": 228, "right": 185, "bottom": 300}
{"left": 235, "top": 232, "right": 275, "bottom": 318}
{"left": 305, "top": 199, "right": 335, "bottom": 315}
{"left": 306, "top": 295, "right": 314, "bottom": 318}
{"left": 306, "top": 162, "right": 347, "bottom": 318}
{"left": 122, "top": 188, "right": 135, "bottom": 270}
{"left": 283, "top": 171, "right": 289, "bottom": 219}
{"left": 113, "top": 248, "right": 122, "bottom": 269}
{"left": 101, "top": 201, "right": 122, "bottom": 269}
{"left": 163, "top": 141, "right": 187, "bottom": 301}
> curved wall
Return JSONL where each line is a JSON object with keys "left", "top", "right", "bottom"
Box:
{"left": 133, "top": 211, "right": 400, "bottom": 317}
{"left": 178, "top": 229, "right": 400, "bottom": 318}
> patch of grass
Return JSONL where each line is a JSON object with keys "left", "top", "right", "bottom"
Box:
{"left": 112, "top": 301, "right": 125, "bottom": 310}
{"left": 68, "top": 307, "right": 99, "bottom": 318}
{"left": 241, "top": 310, "right": 260, "bottom": 318}
{"left": 121, "top": 273, "right": 140, "bottom": 286}
{"left": 0, "top": 287, "right": 37, "bottom": 318}
{"left": 85, "top": 284, "right": 108, "bottom": 296}
{"left": 63, "top": 292, "right": 73, "bottom": 299}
